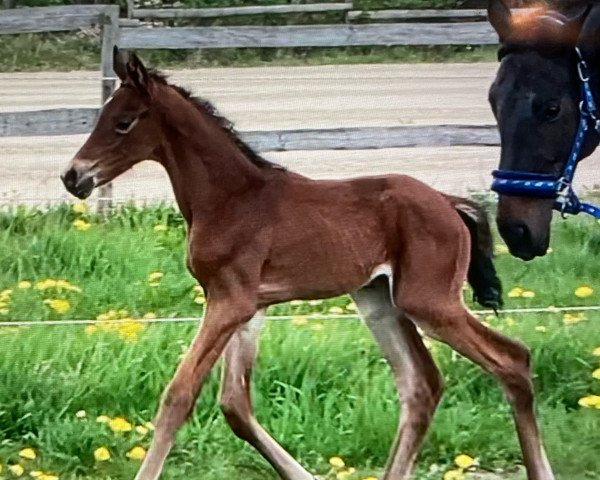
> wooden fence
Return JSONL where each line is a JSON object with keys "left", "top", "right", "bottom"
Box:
{"left": 0, "top": 3, "right": 502, "bottom": 139}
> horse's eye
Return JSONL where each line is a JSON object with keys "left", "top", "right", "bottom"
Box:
{"left": 543, "top": 104, "right": 561, "bottom": 121}
{"left": 115, "top": 117, "right": 137, "bottom": 134}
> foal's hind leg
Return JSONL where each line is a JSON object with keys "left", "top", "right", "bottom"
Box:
{"left": 402, "top": 298, "right": 554, "bottom": 480}
{"left": 219, "top": 312, "right": 316, "bottom": 480}
{"left": 352, "top": 276, "right": 444, "bottom": 480}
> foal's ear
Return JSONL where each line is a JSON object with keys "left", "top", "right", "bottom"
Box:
{"left": 125, "top": 53, "right": 149, "bottom": 92}
{"left": 113, "top": 46, "right": 128, "bottom": 82}
{"left": 576, "top": 3, "right": 600, "bottom": 60}
{"left": 488, "top": 0, "right": 512, "bottom": 42}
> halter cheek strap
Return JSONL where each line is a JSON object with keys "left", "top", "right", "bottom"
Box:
{"left": 491, "top": 47, "right": 600, "bottom": 219}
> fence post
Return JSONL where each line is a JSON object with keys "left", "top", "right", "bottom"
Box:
{"left": 98, "top": 6, "right": 120, "bottom": 213}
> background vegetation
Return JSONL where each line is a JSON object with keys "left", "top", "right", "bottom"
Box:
{"left": 0, "top": 203, "right": 599, "bottom": 480}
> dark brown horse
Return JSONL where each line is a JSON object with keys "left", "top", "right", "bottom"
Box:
{"left": 488, "top": 0, "right": 600, "bottom": 260}
{"left": 61, "top": 49, "right": 549, "bottom": 480}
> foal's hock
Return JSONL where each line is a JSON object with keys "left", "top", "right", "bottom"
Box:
{"left": 60, "top": 48, "right": 550, "bottom": 480}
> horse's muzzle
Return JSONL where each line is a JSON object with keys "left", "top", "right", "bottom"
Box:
{"left": 61, "top": 167, "right": 95, "bottom": 199}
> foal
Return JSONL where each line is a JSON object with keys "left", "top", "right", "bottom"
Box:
{"left": 61, "top": 49, "right": 549, "bottom": 480}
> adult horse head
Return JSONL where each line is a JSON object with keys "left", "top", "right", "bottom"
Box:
{"left": 488, "top": 0, "right": 600, "bottom": 260}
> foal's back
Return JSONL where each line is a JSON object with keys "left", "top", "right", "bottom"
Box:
{"left": 258, "top": 171, "right": 470, "bottom": 307}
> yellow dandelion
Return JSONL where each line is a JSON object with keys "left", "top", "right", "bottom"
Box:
{"left": 72, "top": 201, "right": 88, "bottom": 214}
{"left": 35, "top": 279, "right": 56, "bottom": 290}
{"left": 108, "top": 416, "right": 133, "bottom": 432}
{"left": 504, "top": 317, "right": 516, "bottom": 326}
{"left": 144, "top": 421, "right": 155, "bottom": 431}
{"left": 563, "top": 312, "right": 587, "bottom": 325}
{"left": 345, "top": 302, "right": 358, "bottom": 312}
{"left": 328, "top": 306, "right": 344, "bottom": 315}
{"left": 153, "top": 224, "right": 167, "bottom": 232}
{"left": 96, "top": 415, "right": 110, "bottom": 423}
{"left": 126, "top": 446, "right": 147, "bottom": 461}
{"left": 29, "top": 471, "right": 42, "bottom": 478}
{"left": 75, "top": 410, "right": 86, "bottom": 418}
{"left": 193, "top": 296, "right": 206, "bottom": 305}
{"left": 84, "top": 324, "right": 98, "bottom": 335}
{"left": 135, "top": 425, "right": 149, "bottom": 436}
{"left": 443, "top": 469, "right": 465, "bottom": 480}
{"left": 454, "top": 454, "right": 476, "bottom": 469}
{"left": 535, "top": 325, "right": 547, "bottom": 333}
{"left": 43, "top": 299, "right": 70, "bottom": 314}
{"left": 0, "top": 463, "right": 2, "bottom": 474}
{"left": 55, "top": 280, "right": 81, "bottom": 293}
{"left": 292, "top": 316, "right": 308, "bottom": 326}
{"left": 38, "top": 474, "right": 59, "bottom": 480}
{"left": 578, "top": 395, "right": 600, "bottom": 408}
{"left": 17, "top": 281, "right": 32, "bottom": 289}
{"left": 329, "top": 457, "right": 345, "bottom": 469}
{"left": 9, "top": 464, "right": 24, "bottom": 477}
{"left": 593, "top": 346, "right": 600, "bottom": 356}
{"left": 148, "top": 272, "right": 164, "bottom": 283}
{"left": 118, "top": 321, "right": 145, "bottom": 341}
{"left": 361, "top": 477, "right": 378, "bottom": 480}
{"left": 521, "top": 290, "right": 535, "bottom": 298}
{"left": 93, "top": 447, "right": 111, "bottom": 462}
{"left": 507, "top": 287, "right": 524, "bottom": 298}
{"left": 19, "top": 448, "right": 36, "bottom": 460}
{"left": 72, "top": 219, "right": 91, "bottom": 231}
{"left": 575, "top": 285, "right": 594, "bottom": 298}
{"left": 494, "top": 243, "right": 509, "bottom": 254}
{"left": 593, "top": 368, "right": 600, "bottom": 380}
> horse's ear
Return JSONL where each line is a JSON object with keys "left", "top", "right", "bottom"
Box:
{"left": 576, "top": 4, "right": 600, "bottom": 59}
{"left": 125, "top": 52, "right": 149, "bottom": 92}
{"left": 113, "top": 46, "right": 128, "bottom": 82}
{"left": 488, "top": 0, "right": 512, "bottom": 42}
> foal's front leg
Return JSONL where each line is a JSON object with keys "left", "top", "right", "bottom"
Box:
{"left": 134, "top": 296, "right": 256, "bottom": 480}
{"left": 220, "top": 312, "right": 316, "bottom": 480}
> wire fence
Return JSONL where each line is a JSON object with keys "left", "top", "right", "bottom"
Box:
{"left": 1, "top": 304, "right": 599, "bottom": 328}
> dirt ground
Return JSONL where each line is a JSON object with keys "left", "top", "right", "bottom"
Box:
{"left": 1, "top": 63, "right": 599, "bottom": 205}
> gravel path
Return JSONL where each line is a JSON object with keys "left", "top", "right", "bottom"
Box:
{"left": 1, "top": 63, "right": 598, "bottom": 205}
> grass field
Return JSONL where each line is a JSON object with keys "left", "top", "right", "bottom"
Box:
{"left": 0, "top": 203, "right": 600, "bottom": 480}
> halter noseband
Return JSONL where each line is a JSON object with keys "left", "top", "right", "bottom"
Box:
{"left": 491, "top": 47, "right": 600, "bottom": 219}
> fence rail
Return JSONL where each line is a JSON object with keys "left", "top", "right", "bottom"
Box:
{"left": 131, "top": 3, "right": 354, "bottom": 19}
{"left": 120, "top": 22, "right": 497, "bottom": 49}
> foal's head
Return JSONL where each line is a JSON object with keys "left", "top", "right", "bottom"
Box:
{"left": 488, "top": 0, "right": 600, "bottom": 260}
{"left": 61, "top": 48, "right": 164, "bottom": 199}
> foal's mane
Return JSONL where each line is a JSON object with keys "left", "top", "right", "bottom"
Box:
{"left": 149, "top": 70, "right": 283, "bottom": 170}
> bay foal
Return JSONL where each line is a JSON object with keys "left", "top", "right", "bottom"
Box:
{"left": 61, "top": 49, "right": 550, "bottom": 480}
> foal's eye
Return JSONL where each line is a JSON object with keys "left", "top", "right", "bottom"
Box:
{"left": 543, "top": 104, "right": 561, "bottom": 121}
{"left": 115, "top": 117, "right": 137, "bottom": 134}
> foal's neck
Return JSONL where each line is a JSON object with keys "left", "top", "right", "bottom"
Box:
{"left": 152, "top": 86, "right": 267, "bottom": 224}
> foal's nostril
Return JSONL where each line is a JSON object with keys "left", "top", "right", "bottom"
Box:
{"left": 61, "top": 168, "right": 78, "bottom": 190}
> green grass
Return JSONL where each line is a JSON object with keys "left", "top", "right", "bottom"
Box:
{"left": 0, "top": 204, "right": 600, "bottom": 480}
{"left": 0, "top": 31, "right": 498, "bottom": 72}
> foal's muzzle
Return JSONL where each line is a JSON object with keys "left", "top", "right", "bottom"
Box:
{"left": 61, "top": 166, "right": 95, "bottom": 199}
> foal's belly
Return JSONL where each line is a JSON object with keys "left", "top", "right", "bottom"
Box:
{"left": 257, "top": 222, "right": 387, "bottom": 305}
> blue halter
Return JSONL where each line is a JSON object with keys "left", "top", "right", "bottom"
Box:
{"left": 491, "top": 47, "right": 600, "bottom": 219}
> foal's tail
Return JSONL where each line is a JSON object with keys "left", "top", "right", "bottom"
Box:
{"left": 445, "top": 195, "right": 503, "bottom": 311}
